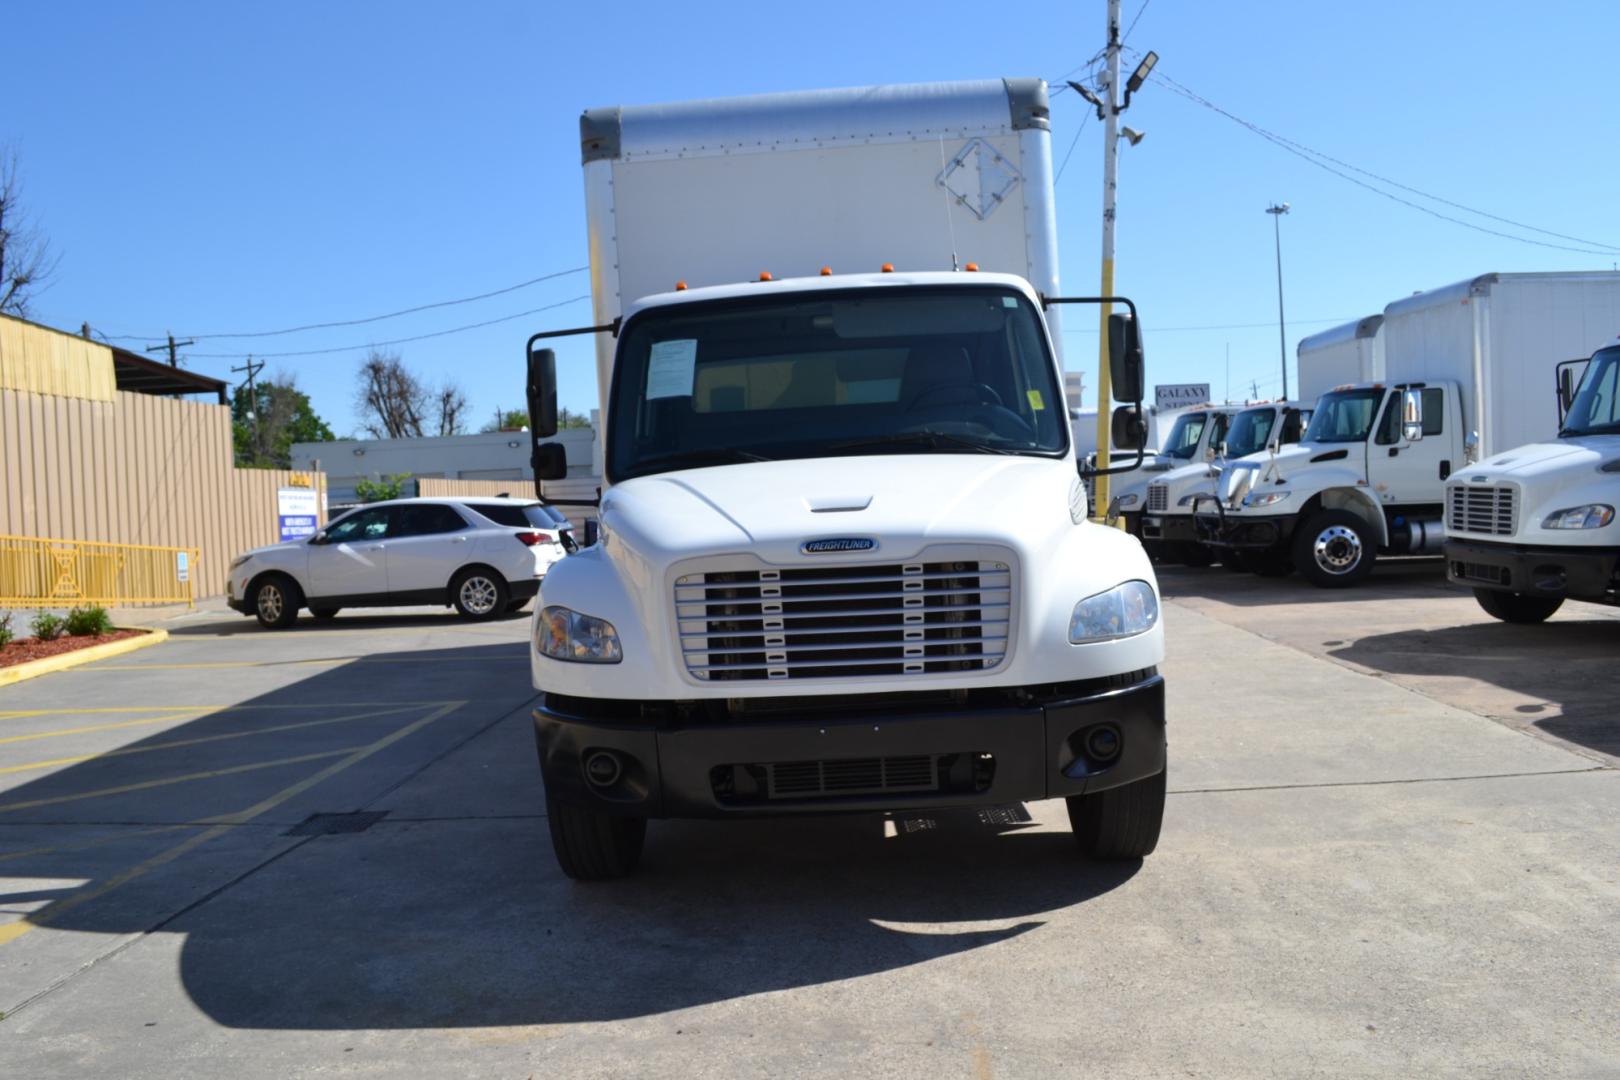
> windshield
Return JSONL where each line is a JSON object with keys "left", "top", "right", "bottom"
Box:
{"left": 1161, "top": 412, "right": 1208, "bottom": 460}
{"left": 606, "top": 286, "right": 1067, "bottom": 481}
{"left": 1562, "top": 348, "right": 1620, "bottom": 437}
{"left": 1225, "top": 407, "right": 1277, "bottom": 458}
{"left": 1303, "top": 388, "right": 1386, "bottom": 443}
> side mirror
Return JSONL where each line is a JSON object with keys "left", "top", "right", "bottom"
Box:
{"left": 583, "top": 519, "right": 601, "bottom": 547}
{"left": 1216, "top": 440, "right": 1229, "bottom": 459}
{"left": 1110, "top": 405, "right": 1147, "bottom": 451}
{"left": 1106, "top": 312, "right": 1145, "bottom": 404}
{"left": 526, "top": 346, "right": 559, "bottom": 438}
{"left": 1401, "top": 388, "right": 1424, "bottom": 442}
{"left": 1557, "top": 364, "right": 1579, "bottom": 420}
{"left": 308, "top": 531, "right": 326, "bottom": 546}
{"left": 534, "top": 440, "right": 568, "bottom": 481}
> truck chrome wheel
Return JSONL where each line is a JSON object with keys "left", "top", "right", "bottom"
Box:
{"left": 1312, "top": 525, "right": 1363, "bottom": 574}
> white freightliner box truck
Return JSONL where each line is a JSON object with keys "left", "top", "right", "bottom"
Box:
{"left": 1197, "top": 272, "right": 1620, "bottom": 587}
{"left": 519, "top": 80, "right": 1167, "bottom": 879}
{"left": 1140, "top": 400, "right": 1311, "bottom": 568}
{"left": 1297, "top": 314, "right": 1383, "bottom": 404}
{"left": 1443, "top": 338, "right": 1620, "bottom": 622}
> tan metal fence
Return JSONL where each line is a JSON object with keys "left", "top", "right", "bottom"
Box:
{"left": 0, "top": 535, "right": 200, "bottom": 607}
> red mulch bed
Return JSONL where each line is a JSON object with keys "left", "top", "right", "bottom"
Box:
{"left": 0, "top": 629, "right": 148, "bottom": 668}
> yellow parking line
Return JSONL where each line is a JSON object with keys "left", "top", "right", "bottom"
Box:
{"left": 0, "top": 700, "right": 465, "bottom": 947}
{"left": 0, "top": 749, "right": 360, "bottom": 815}
{"left": 0, "top": 702, "right": 464, "bottom": 718}
{"left": 85, "top": 656, "right": 527, "bottom": 671}
{"left": 0, "top": 710, "right": 214, "bottom": 744}
{"left": 0, "top": 705, "right": 424, "bottom": 771}
{"left": 0, "top": 824, "right": 192, "bottom": 865}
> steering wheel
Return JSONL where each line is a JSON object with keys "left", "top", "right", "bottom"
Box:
{"left": 906, "top": 381, "right": 1005, "bottom": 412}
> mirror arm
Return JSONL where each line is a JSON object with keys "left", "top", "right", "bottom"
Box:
{"left": 525, "top": 319, "right": 620, "bottom": 348}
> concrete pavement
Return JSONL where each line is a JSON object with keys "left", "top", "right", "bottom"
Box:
{"left": 0, "top": 579, "right": 1615, "bottom": 1078}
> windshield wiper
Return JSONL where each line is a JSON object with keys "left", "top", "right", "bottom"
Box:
{"left": 626, "top": 447, "right": 773, "bottom": 476}
{"left": 826, "top": 431, "right": 1019, "bottom": 456}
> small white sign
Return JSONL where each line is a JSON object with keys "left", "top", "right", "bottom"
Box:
{"left": 646, "top": 339, "right": 698, "bottom": 399}
{"left": 176, "top": 551, "right": 189, "bottom": 583}
{"left": 1156, "top": 383, "right": 1211, "bottom": 410}
{"left": 277, "top": 486, "right": 320, "bottom": 542}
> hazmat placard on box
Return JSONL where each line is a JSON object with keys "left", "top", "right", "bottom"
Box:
{"left": 277, "top": 487, "right": 320, "bottom": 542}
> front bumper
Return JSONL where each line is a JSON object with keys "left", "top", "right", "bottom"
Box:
{"left": 1194, "top": 508, "right": 1295, "bottom": 550}
{"left": 226, "top": 576, "right": 251, "bottom": 615}
{"left": 534, "top": 674, "right": 1166, "bottom": 818}
{"left": 1444, "top": 539, "right": 1620, "bottom": 601}
{"left": 1141, "top": 513, "right": 1197, "bottom": 545}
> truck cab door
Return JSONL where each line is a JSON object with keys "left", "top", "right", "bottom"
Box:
{"left": 1368, "top": 385, "right": 1455, "bottom": 507}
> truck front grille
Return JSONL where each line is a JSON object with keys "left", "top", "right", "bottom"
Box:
{"left": 1146, "top": 483, "right": 1168, "bottom": 512}
{"left": 675, "top": 559, "right": 1012, "bottom": 682}
{"left": 1448, "top": 484, "right": 1516, "bottom": 536}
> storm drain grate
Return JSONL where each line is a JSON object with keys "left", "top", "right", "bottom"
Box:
{"left": 284, "top": 811, "right": 389, "bottom": 836}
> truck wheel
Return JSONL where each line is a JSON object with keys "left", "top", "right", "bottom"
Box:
{"left": 1293, "top": 510, "right": 1376, "bottom": 588}
{"left": 1473, "top": 588, "right": 1564, "bottom": 624}
{"left": 1067, "top": 767, "right": 1166, "bottom": 859}
{"left": 546, "top": 795, "right": 646, "bottom": 880}
{"left": 252, "top": 574, "right": 302, "bottom": 629}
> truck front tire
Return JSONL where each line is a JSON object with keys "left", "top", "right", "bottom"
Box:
{"left": 1294, "top": 509, "right": 1376, "bottom": 588}
{"left": 1066, "top": 766, "right": 1166, "bottom": 859}
{"left": 1473, "top": 588, "right": 1564, "bottom": 624}
{"left": 546, "top": 795, "right": 646, "bottom": 880}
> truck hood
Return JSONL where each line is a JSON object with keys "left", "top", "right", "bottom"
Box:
{"left": 600, "top": 454, "right": 1076, "bottom": 564}
{"left": 1465, "top": 437, "right": 1616, "bottom": 480}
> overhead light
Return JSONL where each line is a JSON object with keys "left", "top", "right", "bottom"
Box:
{"left": 1121, "top": 126, "right": 1146, "bottom": 146}
{"left": 1125, "top": 51, "right": 1159, "bottom": 95}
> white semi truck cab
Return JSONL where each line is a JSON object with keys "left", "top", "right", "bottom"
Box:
{"left": 522, "top": 270, "right": 1167, "bottom": 878}
{"left": 1443, "top": 344, "right": 1620, "bottom": 622}
{"left": 1197, "top": 381, "right": 1463, "bottom": 586}
{"left": 1139, "top": 401, "right": 1309, "bottom": 567}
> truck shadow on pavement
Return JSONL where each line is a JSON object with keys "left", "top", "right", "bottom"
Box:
{"left": 1, "top": 637, "right": 1137, "bottom": 1029}
{"left": 1326, "top": 618, "right": 1620, "bottom": 761}
{"left": 1155, "top": 559, "right": 1450, "bottom": 607}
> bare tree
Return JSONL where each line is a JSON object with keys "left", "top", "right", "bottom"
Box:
{"left": 355, "top": 349, "right": 426, "bottom": 438}
{"left": 0, "top": 148, "right": 60, "bottom": 318}
{"left": 434, "top": 380, "right": 469, "bottom": 436}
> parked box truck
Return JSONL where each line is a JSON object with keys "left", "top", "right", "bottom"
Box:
{"left": 1198, "top": 272, "right": 1620, "bottom": 587}
{"left": 520, "top": 79, "right": 1167, "bottom": 878}
{"left": 1444, "top": 339, "right": 1620, "bottom": 622}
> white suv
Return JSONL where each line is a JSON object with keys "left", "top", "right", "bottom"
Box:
{"left": 226, "top": 497, "right": 570, "bottom": 628}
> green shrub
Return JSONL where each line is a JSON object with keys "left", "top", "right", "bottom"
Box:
{"left": 0, "top": 612, "right": 13, "bottom": 647}
{"left": 30, "top": 611, "right": 66, "bottom": 641}
{"left": 65, "top": 605, "right": 114, "bottom": 637}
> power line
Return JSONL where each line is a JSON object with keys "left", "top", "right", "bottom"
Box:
{"left": 1122, "top": 0, "right": 1152, "bottom": 43}
{"left": 103, "top": 265, "right": 589, "bottom": 343}
{"left": 1054, "top": 112, "right": 1091, "bottom": 183}
{"left": 1147, "top": 68, "right": 1620, "bottom": 255}
{"left": 184, "top": 294, "right": 592, "bottom": 359}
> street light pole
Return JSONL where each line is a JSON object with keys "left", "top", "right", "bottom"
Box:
{"left": 1266, "top": 202, "right": 1290, "bottom": 401}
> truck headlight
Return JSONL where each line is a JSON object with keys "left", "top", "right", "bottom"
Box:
{"left": 1542, "top": 504, "right": 1614, "bottom": 530}
{"left": 1070, "top": 580, "right": 1159, "bottom": 644}
{"left": 537, "top": 605, "right": 622, "bottom": 663}
{"left": 1243, "top": 490, "right": 1290, "bottom": 507}
{"left": 1115, "top": 493, "right": 1139, "bottom": 508}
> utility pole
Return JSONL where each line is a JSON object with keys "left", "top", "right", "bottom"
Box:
{"left": 1068, "top": 3, "right": 1156, "bottom": 520}
{"left": 146, "top": 331, "right": 194, "bottom": 368}
{"left": 231, "top": 355, "right": 265, "bottom": 459}
{"left": 1266, "top": 203, "right": 1290, "bottom": 400}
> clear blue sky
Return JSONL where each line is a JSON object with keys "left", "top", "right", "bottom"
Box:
{"left": 10, "top": 1, "right": 1620, "bottom": 434}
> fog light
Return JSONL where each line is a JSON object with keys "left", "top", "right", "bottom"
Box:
{"left": 583, "top": 750, "right": 623, "bottom": 788}
{"left": 1085, "top": 725, "right": 1121, "bottom": 762}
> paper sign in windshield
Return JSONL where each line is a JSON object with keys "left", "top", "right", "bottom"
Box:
{"left": 647, "top": 339, "right": 698, "bottom": 399}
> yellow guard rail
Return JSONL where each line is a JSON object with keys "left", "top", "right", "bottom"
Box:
{"left": 0, "top": 535, "right": 199, "bottom": 608}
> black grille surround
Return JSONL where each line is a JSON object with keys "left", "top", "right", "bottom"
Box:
{"left": 675, "top": 555, "right": 1013, "bottom": 683}
{"left": 709, "top": 751, "right": 995, "bottom": 805}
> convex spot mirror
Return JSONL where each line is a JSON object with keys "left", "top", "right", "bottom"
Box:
{"left": 534, "top": 441, "right": 568, "bottom": 481}
{"left": 1401, "top": 388, "right": 1425, "bottom": 442}
{"left": 1110, "top": 405, "right": 1148, "bottom": 451}
{"left": 1107, "top": 312, "right": 1145, "bottom": 404}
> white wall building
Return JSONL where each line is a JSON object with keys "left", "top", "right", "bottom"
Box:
{"left": 293, "top": 420, "right": 600, "bottom": 505}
